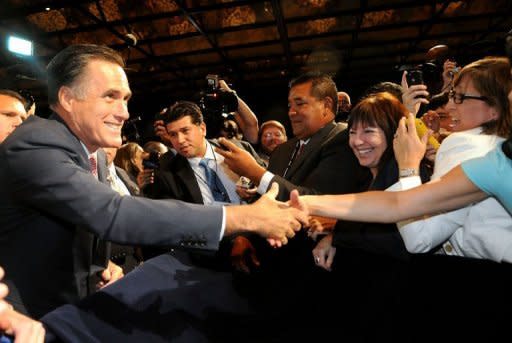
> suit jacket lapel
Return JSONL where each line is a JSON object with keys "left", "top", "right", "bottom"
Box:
{"left": 285, "top": 121, "right": 336, "bottom": 178}
{"left": 270, "top": 137, "right": 299, "bottom": 176}
{"left": 96, "top": 149, "right": 109, "bottom": 184}
{"left": 174, "top": 155, "right": 205, "bottom": 204}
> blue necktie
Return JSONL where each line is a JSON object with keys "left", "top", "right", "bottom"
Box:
{"left": 199, "top": 159, "right": 230, "bottom": 202}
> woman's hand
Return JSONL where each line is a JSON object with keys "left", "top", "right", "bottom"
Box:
{"left": 393, "top": 114, "right": 429, "bottom": 170}
{"left": 401, "top": 71, "right": 429, "bottom": 116}
{"left": 312, "top": 233, "right": 336, "bottom": 271}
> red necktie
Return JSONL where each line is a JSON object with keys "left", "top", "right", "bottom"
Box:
{"left": 89, "top": 156, "right": 98, "bottom": 178}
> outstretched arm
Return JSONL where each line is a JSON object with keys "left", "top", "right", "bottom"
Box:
{"left": 298, "top": 166, "right": 486, "bottom": 223}
{"left": 226, "top": 183, "right": 308, "bottom": 246}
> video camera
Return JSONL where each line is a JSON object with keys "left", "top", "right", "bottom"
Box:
{"left": 199, "top": 74, "right": 239, "bottom": 138}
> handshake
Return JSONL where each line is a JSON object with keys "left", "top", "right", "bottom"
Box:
{"left": 226, "top": 183, "right": 309, "bottom": 247}
{"left": 227, "top": 183, "right": 316, "bottom": 248}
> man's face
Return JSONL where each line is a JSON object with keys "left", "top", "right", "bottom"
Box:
{"left": 0, "top": 94, "right": 26, "bottom": 143}
{"left": 166, "top": 115, "right": 207, "bottom": 158}
{"left": 65, "top": 59, "right": 131, "bottom": 152}
{"left": 261, "top": 126, "right": 286, "bottom": 154}
{"left": 288, "top": 82, "right": 331, "bottom": 139}
{"left": 337, "top": 92, "right": 351, "bottom": 113}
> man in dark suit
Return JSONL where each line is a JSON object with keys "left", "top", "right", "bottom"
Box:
{"left": 142, "top": 100, "right": 263, "bottom": 262}
{"left": 218, "top": 71, "right": 367, "bottom": 201}
{"left": 217, "top": 71, "right": 369, "bottom": 340}
{"left": 0, "top": 44, "right": 306, "bottom": 320}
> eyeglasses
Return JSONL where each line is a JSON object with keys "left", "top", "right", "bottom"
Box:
{"left": 262, "top": 132, "right": 284, "bottom": 139}
{"left": 448, "top": 89, "right": 488, "bottom": 104}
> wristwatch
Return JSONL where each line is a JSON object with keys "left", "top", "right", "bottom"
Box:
{"left": 399, "top": 168, "right": 419, "bottom": 178}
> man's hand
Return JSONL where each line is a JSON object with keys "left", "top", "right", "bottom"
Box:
{"left": 225, "top": 183, "right": 308, "bottom": 247}
{"left": 97, "top": 260, "right": 124, "bottom": 289}
{"left": 0, "top": 309, "right": 45, "bottom": 343}
{"left": 153, "top": 119, "right": 173, "bottom": 147}
{"left": 137, "top": 169, "right": 154, "bottom": 189}
{"left": 215, "top": 138, "right": 266, "bottom": 184}
{"left": 0, "top": 266, "right": 46, "bottom": 342}
{"left": 1, "top": 267, "right": 11, "bottom": 317}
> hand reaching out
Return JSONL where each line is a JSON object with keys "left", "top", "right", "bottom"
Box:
{"left": 226, "top": 183, "right": 308, "bottom": 248}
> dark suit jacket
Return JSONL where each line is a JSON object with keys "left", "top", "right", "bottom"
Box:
{"left": 267, "top": 121, "right": 369, "bottom": 200}
{"left": 143, "top": 138, "right": 262, "bottom": 263}
{"left": 145, "top": 138, "right": 263, "bottom": 203}
{"left": 0, "top": 114, "right": 223, "bottom": 318}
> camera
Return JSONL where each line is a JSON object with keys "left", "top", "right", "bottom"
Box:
{"left": 199, "top": 75, "right": 239, "bottom": 138}
{"left": 406, "top": 69, "right": 424, "bottom": 86}
{"left": 142, "top": 151, "right": 160, "bottom": 170}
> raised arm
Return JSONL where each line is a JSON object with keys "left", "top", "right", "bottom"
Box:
{"left": 219, "top": 80, "right": 259, "bottom": 144}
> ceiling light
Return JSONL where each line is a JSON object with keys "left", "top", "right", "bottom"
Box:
{"left": 7, "top": 35, "right": 33, "bottom": 56}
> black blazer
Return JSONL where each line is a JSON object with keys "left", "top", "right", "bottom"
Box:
{"left": 267, "top": 121, "right": 369, "bottom": 200}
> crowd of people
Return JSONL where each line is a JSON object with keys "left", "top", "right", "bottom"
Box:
{"left": 0, "top": 31, "right": 511, "bottom": 342}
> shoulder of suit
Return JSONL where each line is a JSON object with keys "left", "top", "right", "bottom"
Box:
{"left": 1, "top": 114, "right": 83, "bottom": 157}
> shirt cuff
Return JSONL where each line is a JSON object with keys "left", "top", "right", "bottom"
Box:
{"left": 219, "top": 206, "right": 226, "bottom": 241}
{"left": 386, "top": 176, "right": 422, "bottom": 192}
{"left": 257, "top": 171, "right": 275, "bottom": 194}
{"left": 386, "top": 176, "right": 422, "bottom": 229}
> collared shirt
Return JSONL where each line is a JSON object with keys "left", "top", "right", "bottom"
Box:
{"left": 107, "top": 163, "right": 131, "bottom": 196}
{"left": 257, "top": 138, "right": 310, "bottom": 194}
{"left": 187, "top": 141, "right": 242, "bottom": 206}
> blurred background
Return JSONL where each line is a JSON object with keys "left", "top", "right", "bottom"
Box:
{"left": 1, "top": 0, "right": 511, "bottom": 141}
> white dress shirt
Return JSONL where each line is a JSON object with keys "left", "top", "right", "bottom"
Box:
{"left": 107, "top": 163, "right": 131, "bottom": 196}
{"left": 389, "top": 128, "right": 512, "bottom": 263}
{"left": 257, "top": 139, "right": 310, "bottom": 194}
{"left": 188, "top": 141, "right": 242, "bottom": 205}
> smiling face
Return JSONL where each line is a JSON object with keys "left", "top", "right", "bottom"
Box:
{"left": 446, "top": 76, "right": 499, "bottom": 132}
{"left": 166, "top": 115, "right": 207, "bottom": 158}
{"left": 0, "top": 94, "right": 26, "bottom": 143}
{"left": 261, "top": 125, "right": 287, "bottom": 154}
{"left": 349, "top": 122, "right": 387, "bottom": 178}
{"left": 60, "top": 59, "right": 131, "bottom": 153}
{"left": 288, "top": 81, "right": 333, "bottom": 139}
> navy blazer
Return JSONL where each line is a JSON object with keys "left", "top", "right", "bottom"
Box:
{"left": 0, "top": 114, "right": 223, "bottom": 318}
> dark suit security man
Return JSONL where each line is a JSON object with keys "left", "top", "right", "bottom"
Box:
{"left": 0, "top": 44, "right": 306, "bottom": 319}
{"left": 217, "top": 72, "right": 368, "bottom": 339}
{"left": 143, "top": 101, "right": 263, "bottom": 263}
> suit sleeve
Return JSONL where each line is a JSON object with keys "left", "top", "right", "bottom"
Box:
{"left": 2, "top": 137, "right": 223, "bottom": 251}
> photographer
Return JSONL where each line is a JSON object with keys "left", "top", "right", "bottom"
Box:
{"left": 218, "top": 80, "right": 259, "bottom": 144}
